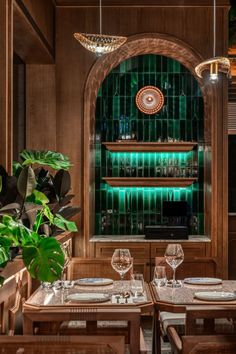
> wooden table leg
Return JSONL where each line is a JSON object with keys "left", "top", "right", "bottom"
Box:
{"left": 23, "top": 315, "right": 34, "bottom": 334}
{"left": 129, "top": 317, "right": 140, "bottom": 354}
{"left": 152, "top": 311, "right": 161, "bottom": 354}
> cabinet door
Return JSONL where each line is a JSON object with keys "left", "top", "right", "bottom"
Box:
{"left": 95, "top": 242, "right": 150, "bottom": 259}
{"left": 150, "top": 242, "right": 206, "bottom": 258}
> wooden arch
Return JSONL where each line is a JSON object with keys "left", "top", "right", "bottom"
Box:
{"left": 83, "top": 32, "right": 216, "bottom": 259}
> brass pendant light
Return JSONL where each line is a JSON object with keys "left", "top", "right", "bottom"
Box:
{"left": 74, "top": 0, "right": 127, "bottom": 56}
{"left": 195, "top": 0, "right": 231, "bottom": 83}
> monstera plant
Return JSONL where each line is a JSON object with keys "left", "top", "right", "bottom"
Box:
{"left": 0, "top": 150, "right": 80, "bottom": 285}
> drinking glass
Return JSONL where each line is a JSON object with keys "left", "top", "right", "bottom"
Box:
{"left": 164, "top": 244, "right": 184, "bottom": 287}
{"left": 111, "top": 249, "right": 133, "bottom": 292}
{"left": 131, "top": 273, "right": 144, "bottom": 297}
{"left": 153, "top": 266, "right": 167, "bottom": 287}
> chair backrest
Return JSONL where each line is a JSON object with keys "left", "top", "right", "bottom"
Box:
{"left": 182, "top": 335, "right": 236, "bottom": 354}
{"left": 0, "top": 335, "right": 125, "bottom": 354}
{"left": 68, "top": 257, "right": 133, "bottom": 280}
{"left": 185, "top": 306, "right": 236, "bottom": 336}
{"left": 168, "top": 307, "right": 236, "bottom": 354}
{"left": 0, "top": 265, "right": 30, "bottom": 335}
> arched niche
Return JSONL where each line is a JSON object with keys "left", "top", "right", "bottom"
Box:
{"left": 83, "top": 33, "right": 216, "bottom": 260}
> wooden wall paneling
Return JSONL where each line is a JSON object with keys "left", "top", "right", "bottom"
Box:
{"left": 55, "top": 0, "right": 230, "bottom": 7}
{"left": 0, "top": 0, "right": 13, "bottom": 173}
{"left": 26, "top": 65, "right": 56, "bottom": 151}
{"left": 55, "top": 3, "right": 229, "bottom": 273}
{"left": 16, "top": 0, "right": 55, "bottom": 50}
{"left": 56, "top": 8, "right": 98, "bottom": 256}
{"left": 13, "top": 1, "right": 54, "bottom": 64}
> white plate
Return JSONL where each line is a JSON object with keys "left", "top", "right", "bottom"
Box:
{"left": 75, "top": 278, "right": 113, "bottom": 286}
{"left": 184, "top": 277, "right": 222, "bottom": 285}
{"left": 194, "top": 291, "right": 236, "bottom": 301}
{"left": 66, "top": 293, "right": 111, "bottom": 303}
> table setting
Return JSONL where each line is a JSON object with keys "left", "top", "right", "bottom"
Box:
{"left": 24, "top": 248, "right": 152, "bottom": 308}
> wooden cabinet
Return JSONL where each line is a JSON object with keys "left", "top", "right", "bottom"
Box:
{"left": 94, "top": 242, "right": 150, "bottom": 280}
{"left": 93, "top": 241, "right": 215, "bottom": 282}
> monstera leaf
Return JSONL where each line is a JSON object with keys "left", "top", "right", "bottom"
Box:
{"left": 0, "top": 246, "right": 9, "bottom": 265}
{"left": 20, "top": 150, "right": 72, "bottom": 171}
{"left": 22, "top": 237, "right": 64, "bottom": 282}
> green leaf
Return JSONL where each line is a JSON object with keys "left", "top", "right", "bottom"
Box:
{"left": 13, "top": 161, "right": 23, "bottom": 177}
{"left": 43, "top": 205, "right": 54, "bottom": 224}
{"left": 33, "top": 212, "right": 43, "bottom": 233}
{"left": 54, "top": 214, "right": 78, "bottom": 232}
{"left": 17, "top": 166, "right": 36, "bottom": 199}
{"left": 22, "top": 238, "right": 64, "bottom": 282}
{"left": 20, "top": 150, "right": 72, "bottom": 171}
{"left": 27, "top": 190, "right": 49, "bottom": 205}
{"left": 0, "top": 244, "right": 9, "bottom": 266}
{"left": 0, "top": 236, "right": 11, "bottom": 252}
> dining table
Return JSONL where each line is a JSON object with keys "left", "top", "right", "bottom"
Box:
{"left": 150, "top": 279, "right": 236, "bottom": 354}
{"left": 23, "top": 280, "right": 153, "bottom": 354}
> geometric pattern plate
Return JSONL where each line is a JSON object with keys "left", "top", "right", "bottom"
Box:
{"left": 135, "top": 85, "right": 164, "bottom": 115}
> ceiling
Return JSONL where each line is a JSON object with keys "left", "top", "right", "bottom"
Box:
{"left": 55, "top": 0, "right": 228, "bottom": 7}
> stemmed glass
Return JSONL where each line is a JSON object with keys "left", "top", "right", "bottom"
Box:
{"left": 111, "top": 249, "right": 133, "bottom": 293}
{"left": 164, "top": 244, "right": 184, "bottom": 287}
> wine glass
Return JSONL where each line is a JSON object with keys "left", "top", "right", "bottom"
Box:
{"left": 164, "top": 244, "right": 184, "bottom": 287}
{"left": 111, "top": 249, "right": 133, "bottom": 293}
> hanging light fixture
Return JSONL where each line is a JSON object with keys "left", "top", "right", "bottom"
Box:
{"left": 195, "top": 0, "right": 231, "bottom": 83}
{"left": 74, "top": 0, "right": 127, "bottom": 56}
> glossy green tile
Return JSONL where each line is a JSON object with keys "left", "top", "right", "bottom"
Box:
{"left": 95, "top": 54, "right": 204, "bottom": 236}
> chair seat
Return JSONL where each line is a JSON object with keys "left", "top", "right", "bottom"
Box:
{"left": 160, "top": 311, "right": 186, "bottom": 334}
{"left": 160, "top": 311, "right": 233, "bottom": 336}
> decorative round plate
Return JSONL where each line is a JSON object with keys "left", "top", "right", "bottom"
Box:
{"left": 66, "top": 293, "right": 111, "bottom": 303}
{"left": 194, "top": 291, "right": 236, "bottom": 302}
{"left": 184, "top": 277, "right": 222, "bottom": 285}
{"left": 135, "top": 86, "right": 164, "bottom": 115}
{"left": 74, "top": 278, "right": 114, "bottom": 286}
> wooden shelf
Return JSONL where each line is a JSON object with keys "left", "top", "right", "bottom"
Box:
{"left": 102, "top": 141, "right": 197, "bottom": 152}
{"left": 102, "top": 177, "right": 197, "bottom": 187}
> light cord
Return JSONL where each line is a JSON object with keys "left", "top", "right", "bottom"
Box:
{"left": 99, "top": 0, "right": 102, "bottom": 34}
{"left": 213, "top": 0, "right": 216, "bottom": 57}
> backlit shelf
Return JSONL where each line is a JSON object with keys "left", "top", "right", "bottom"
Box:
{"left": 102, "top": 141, "right": 197, "bottom": 152}
{"left": 102, "top": 177, "right": 197, "bottom": 187}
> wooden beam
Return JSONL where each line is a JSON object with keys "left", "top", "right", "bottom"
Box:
{"left": 0, "top": 0, "right": 13, "bottom": 172}
{"left": 13, "top": 1, "right": 54, "bottom": 64}
{"left": 55, "top": 0, "right": 230, "bottom": 7}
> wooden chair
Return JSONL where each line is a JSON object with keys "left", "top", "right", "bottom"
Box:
{"left": 67, "top": 257, "right": 133, "bottom": 281}
{"left": 0, "top": 265, "right": 30, "bottom": 335}
{"left": 167, "top": 306, "right": 236, "bottom": 354}
{"left": 0, "top": 335, "right": 125, "bottom": 354}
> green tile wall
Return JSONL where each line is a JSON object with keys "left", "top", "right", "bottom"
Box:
{"left": 95, "top": 54, "right": 204, "bottom": 236}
